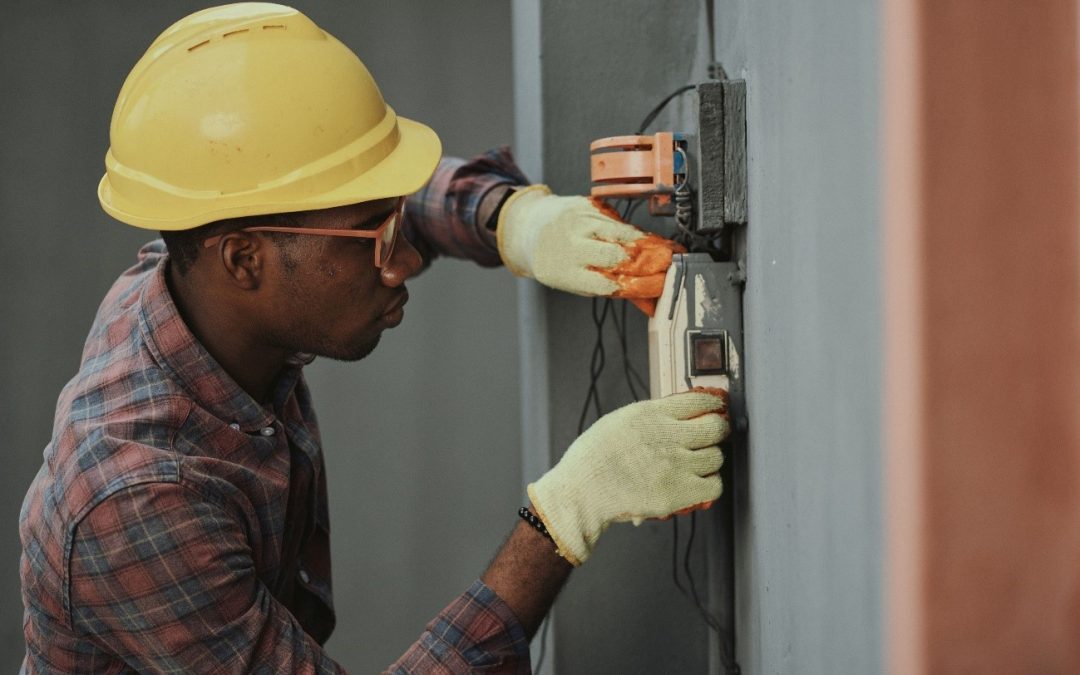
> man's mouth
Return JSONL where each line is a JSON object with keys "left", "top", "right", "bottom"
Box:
{"left": 379, "top": 290, "right": 409, "bottom": 326}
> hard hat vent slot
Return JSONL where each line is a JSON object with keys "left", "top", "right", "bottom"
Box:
{"left": 187, "top": 25, "right": 287, "bottom": 53}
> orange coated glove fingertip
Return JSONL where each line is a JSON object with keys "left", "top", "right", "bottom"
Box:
{"left": 588, "top": 196, "right": 626, "bottom": 222}
{"left": 606, "top": 273, "right": 666, "bottom": 299}
{"left": 690, "top": 386, "right": 730, "bottom": 409}
{"left": 655, "top": 500, "right": 716, "bottom": 521}
{"left": 677, "top": 500, "right": 716, "bottom": 516}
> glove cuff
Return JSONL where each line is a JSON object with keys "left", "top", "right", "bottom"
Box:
{"left": 495, "top": 184, "right": 553, "bottom": 278}
{"left": 527, "top": 480, "right": 592, "bottom": 567}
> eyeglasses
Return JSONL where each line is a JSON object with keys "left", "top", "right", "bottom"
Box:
{"left": 202, "top": 196, "right": 406, "bottom": 268}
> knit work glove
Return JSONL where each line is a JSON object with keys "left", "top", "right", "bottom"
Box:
{"left": 496, "top": 185, "right": 685, "bottom": 316}
{"left": 527, "top": 390, "right": 729, "bottom": 566}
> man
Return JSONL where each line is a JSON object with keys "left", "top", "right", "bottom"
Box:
{"left": 19, "top": 4, "right": 728, "bottom": 673}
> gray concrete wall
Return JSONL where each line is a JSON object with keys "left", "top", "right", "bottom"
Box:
{"left": 532, "top": 0, "right": 882, "bottom": 672}
{"left": 718, "top": 2, "right": 883, "bottom": 672}
{"left": 0, "top": 2, "right": 518, "bottom": 673}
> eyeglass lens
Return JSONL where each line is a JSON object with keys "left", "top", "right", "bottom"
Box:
{"left": 379, "top": 203, "right": 402, "bottom": 265}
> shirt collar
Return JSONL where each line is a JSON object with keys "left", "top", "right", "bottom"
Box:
{"left": 138, "top": 256, "right": 308, "bottom": 431}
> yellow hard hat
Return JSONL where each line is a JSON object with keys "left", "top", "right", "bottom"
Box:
{"left": 98, "top": 3, "right": 442, "bottom": 231}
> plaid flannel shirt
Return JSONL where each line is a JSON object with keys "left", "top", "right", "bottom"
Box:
{"left": 20, "top": 148, "right": 531, "bottom": 674}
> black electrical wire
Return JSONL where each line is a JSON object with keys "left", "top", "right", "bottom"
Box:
{"left": 623, "top": 198, "right": 644, "bottom": 223}
{"left": 682, "top": 516, "right": 740, "bottom": 672}
{"left": 610, "top": 298, "right": 648, "bottom": 401}
{"left": 682, "top": 512, "right": 723, "bottom": 634}
{"left": 576, "top": 296, "right": 612, "bottom": 434}
{"left": 636, "top": 84, "right": 696, "bottom": 135}
{"left": 671, "top": 514, "right": 688, "bottom": 598}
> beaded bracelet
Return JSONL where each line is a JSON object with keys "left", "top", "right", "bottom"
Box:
{"left": 518, "top": 506, "right": 555, "bottom": 542}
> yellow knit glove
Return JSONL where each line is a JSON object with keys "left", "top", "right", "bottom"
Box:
{"left": 496, "top": 185, "right": 643, "bottom": 296}
{"left": 528, "top": 391, "right": 729, "bottom": 566}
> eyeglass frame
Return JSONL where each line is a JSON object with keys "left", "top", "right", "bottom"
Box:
{"left": 201, "top": 196, "right": 406, "bottom": 268}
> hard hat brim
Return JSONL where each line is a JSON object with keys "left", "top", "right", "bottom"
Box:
{"left": 98, "top": 115, "right": 443, "bottom": 231}
{"left": 307, "top": 115, "right": 443, "bottom": 217}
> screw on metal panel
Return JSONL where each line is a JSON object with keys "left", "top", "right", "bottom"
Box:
{"left": 725, "top": 259, "right": 748, "bottom": 286}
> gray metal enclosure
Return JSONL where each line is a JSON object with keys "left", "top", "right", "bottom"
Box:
{"left": 515, "top": 1, "right": 883, "bottom": 672}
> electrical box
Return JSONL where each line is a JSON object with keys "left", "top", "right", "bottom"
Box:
{"left": 648, "top": 256, "right": 744, "bottom": 405}
{"left": 644, "top": 80, "right": 748, "bottom": 431}
{"left": 588, "top": 78, "right": 748, "bottom": 424}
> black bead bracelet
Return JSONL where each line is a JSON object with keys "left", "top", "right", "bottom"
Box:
{"left": 518, "top": 506, "right": 554, "bottom": 542}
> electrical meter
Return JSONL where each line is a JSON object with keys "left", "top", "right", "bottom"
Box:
{"left": 648, "top": 255, "right": 743, "bottom": 403}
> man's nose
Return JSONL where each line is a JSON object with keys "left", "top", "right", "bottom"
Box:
{"left": 380, "top": 235, "right": 423, "bottom": 287}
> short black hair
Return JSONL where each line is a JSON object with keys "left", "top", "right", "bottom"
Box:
{"left": 161, "top": 212, "right": 302, "bottom": 275}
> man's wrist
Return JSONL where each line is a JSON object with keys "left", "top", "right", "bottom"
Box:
{"left": 479, "top": 184, "right": 520, "bottom": 232}
{"left": 480, "top": 520, "right": 573, "bottom": 636}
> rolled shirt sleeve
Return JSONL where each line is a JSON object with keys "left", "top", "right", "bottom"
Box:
{"left": 386, "top": 580, "right": 531, "bottom": 674}
{"left": 403, "top": 146, "right": 530, "bottom": 268}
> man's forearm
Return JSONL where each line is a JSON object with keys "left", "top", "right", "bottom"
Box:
{"left": 481, "top": 517, "right": 573, "bottom": 637}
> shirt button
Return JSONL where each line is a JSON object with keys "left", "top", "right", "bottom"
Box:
{"left": 260, "top": 426, "right": 276, "bottom": 437}
{"left": 228, "top": 423, "right": 241, "bottom": 431}
{"left": 298, "top": 569, "right": 310, "bottom": 584}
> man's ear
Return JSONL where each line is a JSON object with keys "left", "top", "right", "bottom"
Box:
{"left": 216, "top": 232, "right": 265, "bottom": 291}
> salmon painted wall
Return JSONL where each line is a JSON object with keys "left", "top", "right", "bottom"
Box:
{"left": 885, "top": 1, "right": 1080, "bottom": 672}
